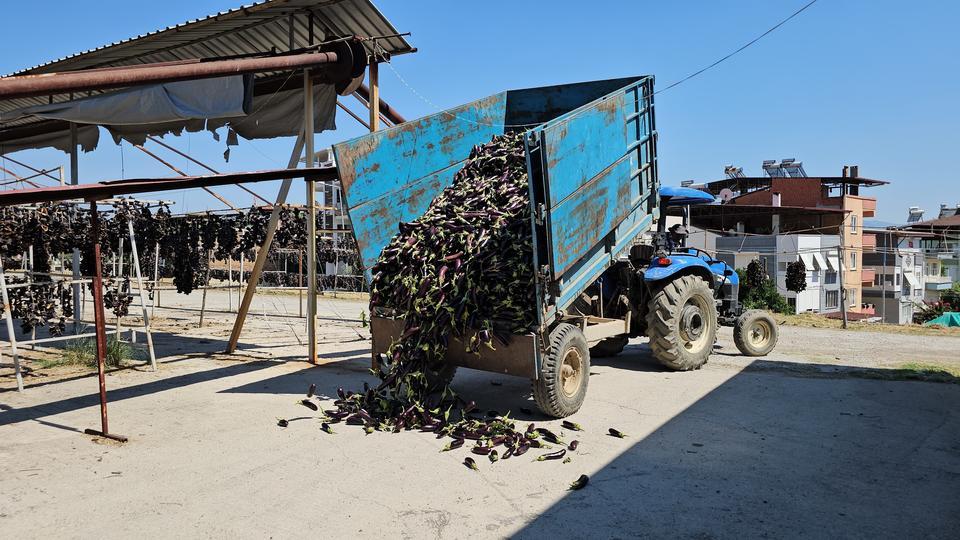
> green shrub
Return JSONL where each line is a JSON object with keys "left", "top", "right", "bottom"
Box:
{"left": 51, "top": 337, "right": 141, "bottom": 369}
{"left": 737, "top": 267, "right": 791, "bottom": 314}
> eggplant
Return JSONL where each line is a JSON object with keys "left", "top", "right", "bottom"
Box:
{"left": 488, "top": 450, "right": 499, "bottom": 463}
{"left": 608, "top": 428, "right": 628, "bottom": 439}
{"left": 441, "top": 439, "right": 465, "bottom": 452}
{"left": 471, "top": 446, "right": 492, "bottom": 456}
{"left": 320, "top": 423, "right": 335, "bottom": 434}
{"left": 535, "top": 449, "right": 567, "bottom": 462}
{"left": 569, "top": 474, "right": 589, "bottom": 490}
{"left": 307, "top": 384, "right": 316, "bottom": 398}
{"left": 568, "top": 440, "right": 580, "bottom": 451}
{"left": 299, "top": 399, "right": 319, "bottom": 411}
{"left": 561, "top": 420, "right": 584, "bottom": 432}
{"left": 536, "top": 427, "right": 563, "bottom": 444}
{"left": 464, "top": 457, "right": 479, "bottom": 471}
{"left": 276, "top": 419, "right": 289, "bottom": 428}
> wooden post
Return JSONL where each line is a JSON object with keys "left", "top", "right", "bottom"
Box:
{"left": 368, "top": 61, "right": 380, "bottom": 132}
{"left": 199, "top": 250, "right": 212, "bottom": 328}
{"left": 298, "top": 250, "right": 304, "bottom": 318}
{"left": 305, "top": 69, "right": 318, "bottom": 364}
{"left": 127, "top": 221, "right": 157, "bottom": 371}
{"left": 224, "top": 130, "right": 305, "bottom": 353}
{"left": 0, "top": 259, "right": 24, "bottom": 392}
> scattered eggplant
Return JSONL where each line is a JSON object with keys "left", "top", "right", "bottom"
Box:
{"left": 441, "top": 439, "right": 465, "bottom": 452}
{"left": 464, "top": 457, "right": 479, "bottom": 471}
{"left": 535, "top": 449, "right": 567, "bottom": 462}
{"left": 299, "top": 399, "right": 319, "bottom": 411}
{"left": 489, "top": 450, "right": 499, "bottom": 463}
{"left": 307, "top": 384, "right": 316, "bottom": 398}
{"left": 277, "top": 419, "right": 289, "bottom": 428}
{"left": 321, "top": 423, "right": 335, "bottom": 434}
{"left": 569, "top": 474, "right": 590, "bottom": 490}
{"left": 608, "top": 428, "right": 628, "bottom": 439}
{"left": 568, "top": 440, "right": 579, "bottom": 451}
{"left": 561, "top": 420, "right": 584, "bottom": 432}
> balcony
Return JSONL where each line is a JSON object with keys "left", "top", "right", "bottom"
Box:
{"left": 860, "top": 268, "right": 876, "bottom": 284}
{"left": 861, "top": 233, "right": 877, "bottom": 250}
{"left": 861, "top": 198, "right": 877, "bottom": 217}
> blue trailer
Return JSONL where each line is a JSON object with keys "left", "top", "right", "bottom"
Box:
{"left": 333, "top": 76, "right": 777, "bottom": 417}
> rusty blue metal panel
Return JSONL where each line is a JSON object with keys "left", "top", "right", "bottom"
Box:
{"left": 534, "top": 78, "right": 655, "bottom": 280}
{"left": 333, "top": 93, "right": 508, "bottom": 272}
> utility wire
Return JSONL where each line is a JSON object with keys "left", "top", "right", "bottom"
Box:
{"left": 656, "top": 0, "right": 821, "bottom": 95}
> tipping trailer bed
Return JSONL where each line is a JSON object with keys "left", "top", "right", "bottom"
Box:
{"left": 332, "top": 76, "right": 659, "bottom": 380}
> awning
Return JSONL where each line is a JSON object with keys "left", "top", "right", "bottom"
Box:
{"left": 827, "top": 256, "right": 840, "bottom": 271}
{"left": 904, "top": 272, "right": 920, "bottom": 289}
{"left": 799, "top": 253, "right": 814, "bottom": 269}
{"left": 813, "top": 252, "right": 828, "bottom": 270}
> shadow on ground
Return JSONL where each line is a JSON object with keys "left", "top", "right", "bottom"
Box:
{"left": 511, "top": 358, "right": 960, "bottom": 538}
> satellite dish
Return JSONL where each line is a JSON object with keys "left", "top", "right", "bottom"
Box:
{"left": 719, "top": 188, "right": 735, "bottom": 203}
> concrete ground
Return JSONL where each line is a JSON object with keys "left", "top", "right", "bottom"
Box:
{"left": 1, "top": 290, "right": 959, "bottom": 539}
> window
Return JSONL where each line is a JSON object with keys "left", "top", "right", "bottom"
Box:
{"left": 825, "top": 290, "right": 839, "bottom": 309}
{"left": 811, "top": 271, "right": 820, "bottom": 283}
{"left": 825, "top": 271, "right": 837, "bottom": 285}
{"left": 778, "top": 262, "right": 788, "bottom": 272}
{"left": 847, "top": 288, "right": 858, "bottom": 308}
{"left": 914, "top": 288, "right": 922, "bottom": 297}
{"left": 896, "top": 272, "right": 900, "bottom": 286}
{"left": 849, "top": 251, "right": 857, "bottom": 270}
{"left": 850, "top": 215, "right": 858, "bottom": 234}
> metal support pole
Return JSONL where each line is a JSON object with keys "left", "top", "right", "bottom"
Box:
{"left": 127, "top": 221, "right": 157, "bottom": 371}
{"left": 116, "top": 235, "right": 124, "bottom": 339}
{"left": 224, "top": 130, "right": 305, "bottom": 353}
{"left": 84, "top": 200, "right": 127, "bottom": 442}
{"left": 227, "top": 257, "right": 234, "bottom": 312}
{"left": 70, "top": 123, "right": 82, "bottom": 333}
{"left": 152, "top": 243, "right": 160, "bottom": 315}
{"left": 305, "top": 70, "right": 318, "bottom": 364}
{"left": 0, "top": 259, "right": 24, "bottom": 392}
{"left": 298, "top": 250, "right": 304, "bottom": 318}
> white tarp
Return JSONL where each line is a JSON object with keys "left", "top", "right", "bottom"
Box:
{"left": 904, "top": 272, "right": 920, "bottom": 289}
{"left": 1, "top": 76, "right": 337, "bottom": 153}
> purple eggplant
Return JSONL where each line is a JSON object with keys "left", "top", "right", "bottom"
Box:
{"left": 441, "top": 439, "right": 465, "bottom": 452}
{"left": 488, "top": 450, "right": 499, "bottom": 463}
{"left": 471, "top": 445, "right": 492, "bottom": 456}
{"left": 561, "top": 420, "right": 583, "bottom": 432}
{"left": 321, "top": 423, "right": 335, "bottom": 434}
{"left": 568, "top": 440, "right": 579, "bottom": 451}
{"left": 569, "top": 474, "right": 589, "bottom": 490}
{"left": 299, "top": 399, "right": 319, "bottom": 412}
{"left": 608, "top": 428, "right": 628, "bottom": 439}
{"left": 276, "top": 419, "right": 289, "bottom": 428}
{"left": 464, "top": 457, "right": 479, "bottom": 471}
{"left": 535, "top": 449, "right": 567, "bottom": 462}
{"left": 307, "top": 383, "right": 316, "bottom": 398}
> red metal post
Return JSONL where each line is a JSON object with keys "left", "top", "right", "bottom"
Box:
{"left": 84, "top": 200, "right": 127, "bottom": 442}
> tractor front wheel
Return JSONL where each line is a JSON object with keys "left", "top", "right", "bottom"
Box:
{"left": 646, "top": 275, "right": 718, "bottom": 371}
{"left": 733, "top": 310, "right": 779, "bottom": 356}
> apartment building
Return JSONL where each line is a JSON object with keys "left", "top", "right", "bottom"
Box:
{"left": 897, "top": 213, "right": 960, "bottom": 299}
{"left": 715, "top": 234, "right": 842, "bottom": 313}
{"left": 862, "top": 228, "right": 926, "bottom": 324}
{"left": 700, "top": 164, "right": 885, "bottom": 313}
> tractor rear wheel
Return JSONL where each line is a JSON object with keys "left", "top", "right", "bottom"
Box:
{"left": 646, "top": 275, "right": 717, "bottom": 371}
{"left": 733, "top": 310, "right": 778, "bottom": 356}
{"left": 532, "top": 323, "right": 590, "bottom": 418}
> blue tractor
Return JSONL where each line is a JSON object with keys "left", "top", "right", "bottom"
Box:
{"left": 581, "top": 186, "right": 779, "bottom": 369}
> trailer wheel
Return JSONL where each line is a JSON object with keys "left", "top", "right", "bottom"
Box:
{"left": 590, "top": 336, "right": 628, "bottom": 358}
{"left": 733, "top": 310, "right": 778, "bottom": 356}
{"left": 646, "top": 275, "right": 717, "bottom": 371}
{"left": 532, "top": 323, "right": 590, "bottom": 418}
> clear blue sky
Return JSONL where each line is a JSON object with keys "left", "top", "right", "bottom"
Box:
{"left": 1, "top": 0, "right": 957, "bottom": 223}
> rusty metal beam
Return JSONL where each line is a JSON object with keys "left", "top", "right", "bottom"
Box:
{"left": 0, "top": 167, "right": 338, "bottom": 207}
{"left": 144, "top": 136, "right": 272, "bottom": 207}
{"left": 0, "top": 52, "right": 340, "bottom": 100}
{"left": 356, "top": 83, "right": 405, "bottom": 124}
{"left": 131, "top": 143, "right": 240, "bottom": 211}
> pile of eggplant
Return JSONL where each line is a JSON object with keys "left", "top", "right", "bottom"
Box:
{"left": 296, "top": 134, "right": 599, "bottom": 473}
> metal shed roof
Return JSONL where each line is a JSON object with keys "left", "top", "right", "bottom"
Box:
{"left": 1, "top": 0, "right": 413, "bottom": 133}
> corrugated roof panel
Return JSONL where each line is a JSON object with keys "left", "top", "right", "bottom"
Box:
{"left": 1, "top": 0, "right": 413, "bottom": 135}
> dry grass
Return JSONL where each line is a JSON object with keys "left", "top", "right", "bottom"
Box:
{"left": 778, "top": 313, "right": 960, "bottom": 337}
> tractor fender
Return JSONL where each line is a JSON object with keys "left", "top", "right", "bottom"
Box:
{"left": 643, "top": 256, "right": 717, "bottom": 289}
